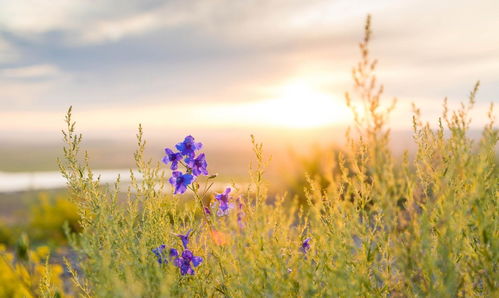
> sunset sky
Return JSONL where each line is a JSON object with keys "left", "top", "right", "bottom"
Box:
{"left": 0, "top": 0, "right": 498, "bottom": 142}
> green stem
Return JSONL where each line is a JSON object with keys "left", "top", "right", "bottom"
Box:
{"left": 189, "top": 184, "right": 213, "bottom": 231}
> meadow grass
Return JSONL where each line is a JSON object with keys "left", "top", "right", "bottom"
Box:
{"left": 1, "top": 15, "right": 497, "bottom": 297}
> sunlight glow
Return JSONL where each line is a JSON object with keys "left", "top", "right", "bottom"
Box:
{"left": 249, "top": 81, "right": 349, "bottom": 128}
{"left": 212, "top": 80, "right": 351, "bottom": 129}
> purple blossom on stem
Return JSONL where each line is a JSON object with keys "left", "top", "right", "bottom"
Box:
{"left": 236, "top": 197, "right": 245, "bottom": 228}
{"left": 215, "top": 188, "right": 234, "bottom": 217}
{"left": 175, "top": 229, "right": 192, "bottom": 249}
{"left": 300, "top": 238, "right": 311, "bottom": 254}
{"left": 175, "top": 135, "right": 203, "bottom": 158}
{"left": 152, "top": 245, "right": 179, "bottom": 264}
{"left": 185, "top": 153, "right": 208, "bottom": 176}
{"left": 173, "top": 249, "right": 203, "bottom": 275}
{"left": 152, "top": 244, "right": 166, "bottom": 264}
{"left": 169, "top": 171, "right": 194, "bottom": 194}
{"left": 162, "top": 148, "right": 183, "bottom": 170}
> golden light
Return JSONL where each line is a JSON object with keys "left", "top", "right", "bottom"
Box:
{"left": 185, "top": 78, "right": 352, "bottom": 129}
{"left": 36, "top": 77, "right": 354, "bottom": 131}
{"left": 247, "top": 81, "right": 350, "bottom": 128}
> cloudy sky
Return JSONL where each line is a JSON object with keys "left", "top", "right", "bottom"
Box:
{"left": 0, "top": 0, "right": 498, "bottom": 141}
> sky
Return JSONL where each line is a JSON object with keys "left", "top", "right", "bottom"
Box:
{"left": 0, "top": 0, "right": 498, "bottom": 142}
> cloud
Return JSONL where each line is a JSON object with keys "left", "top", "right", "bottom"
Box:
{"left": 0, "top": 0, "right": 393, "bottom": 46}
{"left": 0, "top": 0, "right": 497, "bottom": 140}
{"left": 1, "top": 64, "right": 62, "bottom": 79}
{"left": 0, "top": 38, "right": 20, "bottom": 63}
{"left": 0, "top": 0, "right": 84, "bottom": 34}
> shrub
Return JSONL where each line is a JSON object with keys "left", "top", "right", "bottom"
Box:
{"left": 0, "top": 243, "right": 66, "bottom": 297}
{"left": 58, "top": 15, "right": 497, "bottom": 297}
{"left": 28, "top": 193, "right": 81, "bottom": 245}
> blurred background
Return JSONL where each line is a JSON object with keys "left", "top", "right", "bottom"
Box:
{"left": 0, "top": 0, "right": 498, "bottom": 246}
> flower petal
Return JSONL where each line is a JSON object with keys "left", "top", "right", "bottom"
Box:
{"left": 169, "top": 248, "right": 179, "bottom": 258}
{"left": 182, "top": 174, "right": 194, "bottom": 186}
{"left": 192, "top": 256, "right": 203, "bottom": 267}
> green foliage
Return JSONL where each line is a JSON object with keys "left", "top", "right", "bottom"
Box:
{"left": 58, "top": 15, "right": 497, "bottom": 297}
{"left": 0, "top": 192, "right": 80, "bottom": 248}
{"left": 28, "top": 193, "right": 81, "bottom": 245}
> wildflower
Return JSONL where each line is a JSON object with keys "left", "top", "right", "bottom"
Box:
{"left": 173, "top": 249, "right": 203, "bottom": 275}
{"left": 204, "top": 207, "right": 211, "bottom": 215}
{"left": 169, "top": 171, "right": 194, "bottom": 194}
{"left": 185, "top": 153, "right": 208, "bottom": 176}
{"left": 300, "top": 238, "right": 311, "bottom": 254}
{"left": 214, "top": 188, "right": 234, "bottom": 216}
{"left": 175, "top": 229, "right": 192, "bottom": 249}
{"left": 152, "top": 244, "right": 167, "bottom": 264}
{"left": 152, "top": 245, "right": 179, "bottom": 264}
{"left": 236, "top": 197, "right": 245, "bottom": 228}
{"left": 176, "top": 135, "right": 203, "bottom": 158}
{"left": 162, "top": 148, "right": 183, "bottom": 170}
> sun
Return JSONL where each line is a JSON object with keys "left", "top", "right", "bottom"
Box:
{"left": 169, "top": 77, "right": 352, "bottom": 129}
{"left": 246, "top": 80, "right": 350, "bottom": 128}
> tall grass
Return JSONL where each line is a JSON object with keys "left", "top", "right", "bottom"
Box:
{"left": 6, "top": 15, "right": 495, "bottom": 297}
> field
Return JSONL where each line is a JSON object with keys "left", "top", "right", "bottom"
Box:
{"left": 1, "top": 15, "right": 498, "bottom": 297}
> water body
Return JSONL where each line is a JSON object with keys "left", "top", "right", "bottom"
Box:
{"left": 0, "top": 170, "right": 136, "bottom": 193}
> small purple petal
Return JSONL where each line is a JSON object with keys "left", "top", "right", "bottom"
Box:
{"left": 176, "top": 135, "right": 203, "bottom": 158}
{"left": 169, "top": 248, "right": 179, "bottom": 258}
{"left": 174, "top": 257, "right": 182, "bottom": 268}
{"left": 192, "top": 256, "right": 203, "bottom": 267}
{"left": 174, "top": 183, "right": 187, "bottom": 194}
{"left": 300, "top": 238, "right": 311, "bottom": 253}
{"left": 176, "top": 229, "right": 192, "bottom": 249}
{"left": 182, "top": 173, "right": 194, "bottom": 186}
{"left": 152, "top": 244, "right": 167, "bottom": 264}
{"left": 182, "top": 250, "right": 194, "bottom": 261}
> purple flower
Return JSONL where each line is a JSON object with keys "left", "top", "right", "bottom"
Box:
{"left": 185, "top": 153, "right": 208, "bottom": 176}
{"left": 215, "top": 188, "right": 234, "bottom": 217}
{"left": 300, "top": 238, "right": 311, "bottom": 254}
{"left": 173, "top": 249, "right": 203, "bottom": 275}
{"left": 152, "top": 244, "right": 167, "bottom": 264}
{"left": 236, "top": 197, "right": 245, "bottom": 228}
{"left": 175, "top": 229, "right": 192, "bottom": 249}
{"left": 162, "top": 148, "right": 183, "bottom": 170}
{"left": 152, "top": 245, "right": 179, "bottom": 264}
{"left": 169, "top": 248, "right": 179, "bottom": 258}
{"left": 169, "top": 171, "right": 194, "bottom": 194}
{"left": 175, "top": 135, "right": 203, "bottom": 158}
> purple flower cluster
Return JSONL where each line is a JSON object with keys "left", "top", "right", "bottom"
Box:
{"left": 206, "top": 188, "right": 244, "bottom": 226}
{"left": 151, "top": 244, "right": 180, "bottom": 265}
{"left": 173, "top": 249, "right": 203, "bottom": 275}
{"left": 300, "top": 238, "right": 311, "bottom": 254}
{"left": 163, "top": 136, "right": 208, "bottom": 194}
{"left": 152, "top": 229, "right": 203, "bottom": 275}
{"left": 155, "top": 135, "right": 311, "bottom": 276}
{"left": 213, "top": 188, "right": 235, "bottom": 217}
